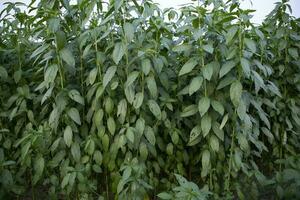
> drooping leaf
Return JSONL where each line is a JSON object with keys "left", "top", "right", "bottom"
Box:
{"left": 179, "top": 58, "right": 198, "bottom": 76}
{"left": 230, "top": 80, "right": 243, "bottom": 107}
{"left": 103, "top": 65, "right": 117, "bottom": 88}
{"left": 112, "top": 42, "right": 126, "bottom": 64}
{"left": 60, "top": 48, "right": 75, "bottom": 67}
{"left": 67, "top": 108, "right": 81, "bottom": 125}
{"left": 198, "top": 97, "right": 210, "bottom": 117}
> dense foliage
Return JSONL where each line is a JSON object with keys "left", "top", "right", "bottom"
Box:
{"left": 0, "top": 0, "right": 300, "bottom": 199}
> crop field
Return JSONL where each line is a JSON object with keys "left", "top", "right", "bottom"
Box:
{"left": 0, "top": 0, "right": 300, "bottom": 199}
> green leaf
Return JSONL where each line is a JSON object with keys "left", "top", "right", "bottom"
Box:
{"left": 88, "top": 68, "right": 98, "bottom": 85}
{"left": 188, "top": 125, "right": 202, "bottom": 146}
{"left": 114, "top": 0, "right": 124, "bottom": 11}
{"left": 288, "top": 48, "right": 299, "bottom": 59}
{"left": 103, "top": 66, "right": 117, "bottom": 88}
{"left": 112, "top": 42, "right": 126, "bottom": 64}
{"left": 202, "top": 63, "right": 214, "bottom": 81}
{"left": 67, "top": 108, "right": 81, "bottom": 125}
{"left": 145, "top": 126, "right": 156, "bottom": 146}
{"left": 244, "top": 38, "right": 256, "bottom": 53}
{"left": 219, "top": 60, "right": 236, "bottom": 78}
{"left": 198, "top": 97, "right": 210, "bottom": 117}
{"left": 60, "top": 48, "right": 75, "bottom": 67}
{"left": 142, "top": 58, "right": 151, "bottom": 75}
{"left": 203, "top": 44, "right": 214, "bottom": 54}
{"left": 240, "top": 58, "right": 251, "bottom": 78}
{"left": 172, "top": 44, "right": 192, "bottom": 52}
{"left": 107, "top": 117, "right": 116, "bottom": 135}
{"left": 45, "top": 64, "right": 58, "bottom": 85}
{"left": 211, "top": 100, "right": 224, "bottom": 116}
{"left": 148, "top": 100, "right": 161, "bottom": 120}
{"left": 209, "top": 135, "right": 219, "bottom": 152}
{"left": 201, "top": 149, "right": 210, "bottom": 177}
{"left": 225, "top": 26, "right": 238, "bottom": 44}
{"left": 189, "top": 76, "right": 203, "bottom": 96}
{"left": 180, "top": 104, "right": 198, "bottom": 118}
{"left": 146, "top": 74, "right": 158, "bottom": 99}
{"left": 124, "top": 22, "right": 134, "bottom": 41}
{"left": 220, "top": 114, "right": 228, "bottom": 129}
{"left": 125, "top": 71, "right": 139, "bottom": 87}
{"left": 61, "top": 173, "right": 70, "bottom": 188}
{"left": 0, "top": 66, "right": 8, "bottom": 79}
{"left": 93, "top": 150, "right": 103, "bottom": 165}
{"left": 71, "top": 142, "right": 81, "bottom": 162}
{"left": 68, "top": 89, "right": 84, "bottom": 105}
{"left": 179, "top": 58, "right": 198, "bottom": 76}
{"left": 126, "top": 127, "right": 135, "bottom": 143}
{"left": 64, "top": 126, "right": 73, "bottom": 147}
{"left": 124, "top": 85, "right": 135, "bottom": 104}
{"left": 133, "top": 92, "right": 144, "bottom": 109}
{"left": 201, "top": 114, "right": 212, "bottom": 137}
{"left": 230, "top": 80, "right": 243, "bottom": 107}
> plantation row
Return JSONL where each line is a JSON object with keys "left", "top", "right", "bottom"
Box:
{"left": 0, "top": 0, "right": 300, "bottom": 199}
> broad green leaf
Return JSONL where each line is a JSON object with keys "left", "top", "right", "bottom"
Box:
{"left": 188, "top": 125, "right": 202, "bottom": 146}
{"left": 203, "top": 44, "right": 214, "bottom": 54}
{"left": 201, "top": 150, "right": 210, "bottom": 177}
{"left": 198, "top": 97, "right": 210, "bottom": 117}
{"left": 209, "top": 135, "right": 219, "bottom": 152}
{"left": 189, "top": 76, "right": 203, "bottom": 96}
{"left": 225, "top": 26, "right": 238, "bottom": 44}
{"left": 112, "top": 42, "right": 126, "bottom": 64}
{"left": 244, "top": 38, "right": 256, "bottom": 53}
{"left": 212, "top": 122, "right": 224, "bottom": 141}
{"left": 0, "top": 66, "right": 8, "bottom": 79}
{"left": 56, "top": 31, "right": 66, "bottom": 50}
{"left": 211, "top": 100, "right": 224, "bottom": 116}
{"left": 88, "top": 68, "right": 98, "bottom": 85}
{"left": 142, "top": 58, "right": 151, "bottom": 75}
{"left": 67, "top": 108, "right": 81, "bottom": 125}
{"left": 126, "top": 127, "right": 135, "bottom": 143}
{"left": 60, "top": 48, "right": 75, "bottom": 67}
{"left": 64, "top": 126, "right": 73, "bottom": 147}
{"left": 68, "top": 89, "right": 84, "bottom": 105}
{"left": 107, "top": 117, "right": 116, "bottom": 135}
{"left": 45, "top": 64, "right": 58, "bottom": 84}
{"left": 125, "top": 71, "right": 139, "bottom": 87}
{"left": 61, "top": 173, "right": 70, "bottom": 188}
{"left": 180, "top": 104, "right": 198, "bottom": 118}
{"left": 201, "top": 114, "right": 212, "bottom": 137}
{"left": 71, "top": 142, "right": 81, "bottom": 162}
{"left": 202, "top": 63, "right": 214, "bottom": 81}
{"left": 117, "top": 99, "right": 127, "bottom": 124}
{"left": 240, "top": 58, "right": 251, "bottom": 78}
{"left": 288, "top": 48, "right": 299, "bottom": 59}
{"left": 148, "top": 100, "right": 161, "bottom": 120}
{"left": 219, "top": 60, "right": 236, "bottom": 78}
{"left": 133, "top": 92, "right": 144, "bottom": 109}
{"left": 114, "top": 0, "right": 124, "bottom": 11}
{"left": 94, "top": 150, "right": 103, "bottom": 165}
{"left": 230, "top": 80, "right": 243, "bottom": 107}
{"left": 125, "top": 85, "right": 135, "bottom": 104}
{"left": 139, "top": 142, "right": 148, "bottom": 160}
{"left": 146, "top": 74, "right": 158, "bottom": 99}
{"left": 172, "top": 44, "right": 192, "bottom": 52}
{"left": 178, "top": 58, "right": 198, "bottom": 76}
{"left": 220, "top": 114, "right": 228, "bottom": 129}
{"left": 103, "top": 66, "right": 117, "bottom": 88}
{"left": 124, "top": 22, "right": 134, "bottom": 41}
{"left": 145, "top": 126, "right": 155, "bottom": 146}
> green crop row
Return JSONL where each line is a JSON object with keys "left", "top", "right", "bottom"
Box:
{"left": 0, "top": 0, "right": 299, "bottom": 199}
